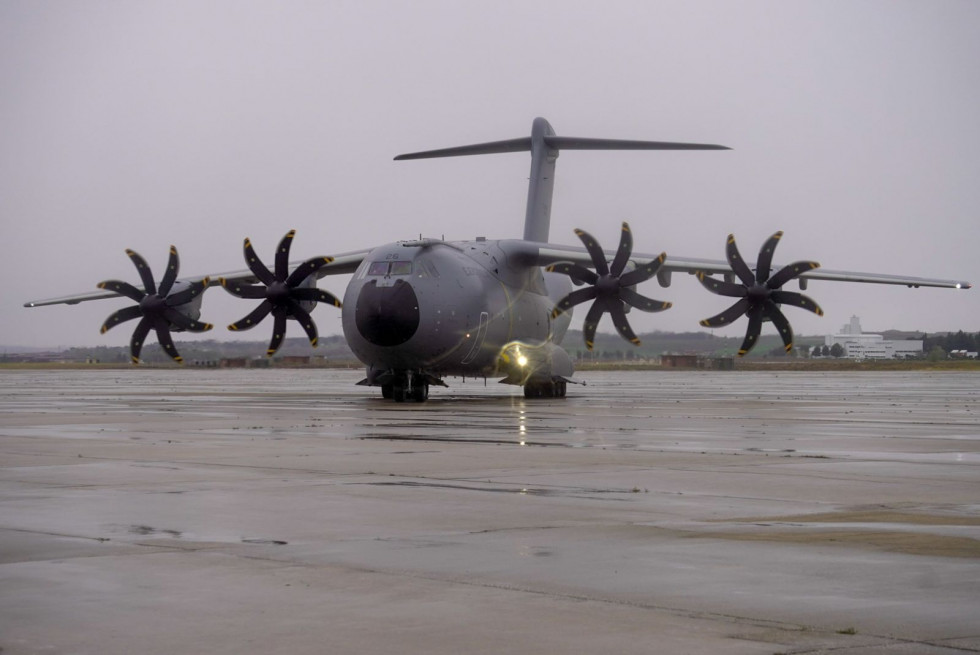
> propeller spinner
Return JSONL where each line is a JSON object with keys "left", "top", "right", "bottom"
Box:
{"left": 547, "top": 222, "right": 672, "bottom": 350}
{"left": 697, "top": 231, "right": 823, "bottom": 356}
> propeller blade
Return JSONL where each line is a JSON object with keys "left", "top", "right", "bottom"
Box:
{"left": 609, "top": 222, "right": 633, "bottom": 277}
{"left": 162, "top": 307, "right": 213, "bottom": 333}
{"left": 620, "top": 287, "right": 671, "bottom": 313}
{"left": 619, "top": 252, "right": 666, "bottom": 287}
{"left": 574, "top": 228, "right": 609, "bottom": 276}
{"left": 243, "top": 238, "right": 276, "bottom": 286}
{"left": 158, "top": 246, "right": 180, "bottom": 297}
{"left": 738, "top": 307, "right": 764, "bottom": 357}
{"left": 154, "top": 320, "right": 183, "bottom": 363}
{"left": 551, "top": 286, "right": 598, "bottom": 318}
{"left": 755, "top": 231, "right": 782, "bottom": 284}
{"left": 165, "top": 278, "right": 210, "bottom": 306}
{"left": 129, "top": 316, "right": 152, "bottom": 364}
{"left": 582, "top": 301, "right": 604, "bottom": 351}
{"left": 275, "top": 230, "right": 296, "bottom": 281}
{"left": 696, "top": 271, "right": 747, "bottom": 298}
{"left": 97, "top": 280, "right": 146, "bottom": 303}
{"left": 725, "top": 235, "right": 755, "bottom": 287}
{"left": 766, "top": 261, "right": 820, "bottom": 290}
{"left": 770, "top": 290, "right": 824, "bottom": 316}
{"left": 126, "top": 249, "right": 157, "bottom": 296}
{"left": 285, "top": 299, "right": 318, "bottom": 347}
{"left": 220, "top": 279, "right": 270, "bottom": 300}
{"left": 286, "top": 255, "right": 334, "bottom": 287}
{"left": 290, "top": 287, "right": 343, "bottom": 307}
{"left": 100, "top": 305, "right": 143, "bottom": 334}
{"left": 228, "top": 300, "right": 273, "bottom": 332}
{"left": 545, "top": 261, "right": 598, "bottom": 286}
{"left": 764, "top": 301, "right": 794, "bottom": 353}
{"left": 699, "top": 297, "right": 749, "bottom": 328}
{"left": 608, "top": 301, "right": 640, "bottom": 345}
{"left": 267, "top": 308, "right": 288, "bottom": 356}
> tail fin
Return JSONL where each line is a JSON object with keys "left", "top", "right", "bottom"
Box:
{"left": 394, "top": 117, "right": 729, "bottom": 244}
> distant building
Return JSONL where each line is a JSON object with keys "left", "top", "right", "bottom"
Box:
{"left": 824, "top": 316, "right": 922, "bottom": 360}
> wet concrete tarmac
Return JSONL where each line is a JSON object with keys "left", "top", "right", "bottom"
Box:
{"left": 1, "top": 368, "right": 978, "bottom": 654}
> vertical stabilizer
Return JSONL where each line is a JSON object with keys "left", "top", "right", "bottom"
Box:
{"left": 524, "top": 118, "right": 558, "bottom": 243}
{"left": 394, "top": 118, "right": 729, "bottom": 244}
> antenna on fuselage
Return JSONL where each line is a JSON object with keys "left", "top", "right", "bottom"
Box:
{"left": 394, "top": 117, "right": 729, "bottom": 245}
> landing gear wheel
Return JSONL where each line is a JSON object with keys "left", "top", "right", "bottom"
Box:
{"left": 385, "top": 372, "right": 429, "bottom": 403}
{"left": 524, "top": 380, "right": 567, "bottom": 399}
{"left": 410, "top": 379, "right": 429, "bottom": 402}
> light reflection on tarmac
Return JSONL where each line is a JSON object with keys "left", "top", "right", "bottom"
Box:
{"left": 1, "top": 368, "right": 979, "bottom": 654}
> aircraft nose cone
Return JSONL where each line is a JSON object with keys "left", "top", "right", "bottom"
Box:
{"left": 355, "top": 279, "right": 420, "bottom": 347}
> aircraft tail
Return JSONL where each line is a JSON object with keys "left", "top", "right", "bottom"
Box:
{"left": 394, "top": 118, "right": 729, "bottom": 244}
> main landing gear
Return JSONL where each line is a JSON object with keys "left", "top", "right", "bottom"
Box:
{"left": 523, "top": 379, "right": 567, "bottom": 399}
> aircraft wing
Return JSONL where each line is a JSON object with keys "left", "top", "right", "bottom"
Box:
{"left": 24, "top": 249, "right": 368, "bottom": 308}
{"left": 516, "top": 241, "right": 972, "bottom": 290}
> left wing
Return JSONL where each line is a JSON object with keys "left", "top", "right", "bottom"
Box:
{"left": 502, "top": 227, "right": 970, "bottom": 355}
{"left": 518, "top": 241, "right": 971, "bottom": 290}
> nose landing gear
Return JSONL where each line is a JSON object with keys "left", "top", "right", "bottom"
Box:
{"left": 381, "top": 371, "right": 431, "bottom": 403}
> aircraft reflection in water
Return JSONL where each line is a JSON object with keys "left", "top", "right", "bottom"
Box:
{"left": 25, "top": 118, "right": 972, "bottom": 401}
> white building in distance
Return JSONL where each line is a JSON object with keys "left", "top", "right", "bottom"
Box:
{"left": 824, "top": 316, "right": 923, "bottom": 360}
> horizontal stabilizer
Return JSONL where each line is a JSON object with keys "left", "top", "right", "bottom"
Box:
{"left": 394, "top": 138, "right": 531, "bottom": 160}
{"left": 394, "top": 136, "right": 729, "bottom": 160}
{"left": 394, "top": 117, "right": 731, "bottom": 243}
{"left": 546, "top": 136, "right": 730, "bottom": 151}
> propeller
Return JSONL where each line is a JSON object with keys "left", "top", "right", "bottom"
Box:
{"left": 546, "top": 222, "right": 672, "bottom": 350}
{"left": 97, "top": 246, "right": 212, "bottom": 364}
{"left": 697, "top": 231, "right": 823, "bottom": 356}
{"left": 220, "top": 230, "right": 341, "bottom": 357}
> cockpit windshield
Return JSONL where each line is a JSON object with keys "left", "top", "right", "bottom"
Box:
{"left": 367, "top": 261, "right": 413, "bottom": 277}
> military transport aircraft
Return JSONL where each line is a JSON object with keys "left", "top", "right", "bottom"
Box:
{"left": 25, "top": 118, "right": 972, "bottom": 401}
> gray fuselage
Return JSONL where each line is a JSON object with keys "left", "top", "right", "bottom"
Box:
{"left": 341, "top": 239, "right": 572, "bottom": 382}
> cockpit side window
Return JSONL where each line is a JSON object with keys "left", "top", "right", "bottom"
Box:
{"left": 367, "top": 262, "right": 389, "bottom": 276}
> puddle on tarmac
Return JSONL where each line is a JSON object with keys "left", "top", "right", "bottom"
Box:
{"left": 353, "top": 480, "right": 636, "bottom": 500}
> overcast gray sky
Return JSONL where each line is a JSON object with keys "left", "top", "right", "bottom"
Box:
{"left": 2, "top": 0, "right": 978, "bottom": 350}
